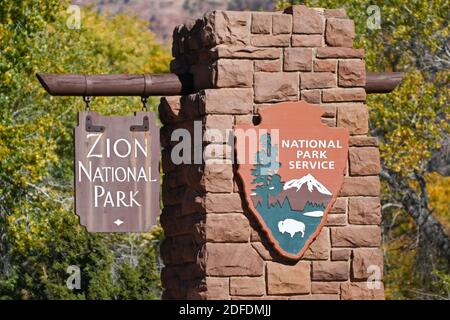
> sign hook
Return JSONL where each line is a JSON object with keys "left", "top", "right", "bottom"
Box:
{"left": 83, "top": 96, "right": 93, "bottom": 111}
{"left": 141, "top": 96, "right": 148, "bottom": 111}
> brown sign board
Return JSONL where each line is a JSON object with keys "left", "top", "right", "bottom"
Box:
{"left": 235, "top": 101, "right": 349, "bottom": 259}
{"left": 74, "top": 111, "right": 160, "bottom": 232}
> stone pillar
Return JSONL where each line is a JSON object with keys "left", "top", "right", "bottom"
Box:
{"left": 159, "top": 5, "right": 384, "bottom": 300}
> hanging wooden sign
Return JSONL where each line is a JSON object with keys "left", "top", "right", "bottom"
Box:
{"left": 74, "top": 111, "right": 160, "bottom": 232}
{"left": 235, "top": 101, "right": 349, "bottom": 259}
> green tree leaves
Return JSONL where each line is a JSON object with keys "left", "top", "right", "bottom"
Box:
{"left": 0, "top": 0, "right": 169, "bottom": 299}
{"left": 276, "top": 0, "right": 450, "bottom": 299}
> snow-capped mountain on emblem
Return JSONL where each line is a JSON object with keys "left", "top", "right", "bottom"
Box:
{"left": 283, "top": 174, "right": 332, "bottom": 195}
{"left": 258, "top": 173, "right": 333, "bottom": 213}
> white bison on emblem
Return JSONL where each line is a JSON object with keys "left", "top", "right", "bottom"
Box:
{"left": 278, "top": 219, "right": 305, "bottom": 238}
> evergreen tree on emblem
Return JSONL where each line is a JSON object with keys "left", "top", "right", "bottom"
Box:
{"left": 251, "top": 133, "right": 282, "bottom": 208}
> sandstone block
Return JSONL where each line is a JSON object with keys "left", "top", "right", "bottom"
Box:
{"left": 349, "top": 147, "right": 381, "bottom": 176}
{"left": 162, "top": 148, "right": 176, "bottom": 173}
{"left": 292, "top": 34, "right": 323, "bottom": 47}
{"left": 230, "top": 277, "right": 265, "bottom": 296}
{"left": 316, "top": 47, "right": 364, "bottom": 58}
{"left": 200, "top": 88, "right": 253, "bottom": 114}
{"left": 312, "top": 261, "right": 349, "bottom": 281}
{"left": 251, "top": 227, "right": 262, "bottom": 242}
{"left": 326, "top": 213, "right": 347, "bottom": 226}
{"left": 284, "top": 48, "right": 313, "bottom": 71}
{"left": 301, "top": 89, "right": 321, "bottom": 104}
{"left": 311, "top": 282, "right": 340, "bottom": 294}
{"left": 203, "top": 145, "right": 234, "bottom": 161}
{"left": 267, "top": 261, "right": 311, "bottom": 294}
{"left": 286, "top": 5, "right": 324, "bottom": 34}
{"left": 160, "top": 125, "right": 174, "bottom": 148}
{"left": 320, "top": 104, "right": 337, "bottom": 117}
{"left": 211, "top": 11, "right": 251, "bottom": 46}
{"left": 251, "top": 34, "right": 291, "bottom": 47}
{"left": 303, "top": 227, "right": 330, "bottom": 260}
{"left": 321, "top": 117, "right": 336, "bottom": 127}
{"left": 326, "top": 18, "right": 355, "bottom": 47}
{"left": 322, "top": 88, "right": 366, "bottom": 102}
{"left": 251, "top": 13, "right": 272, "bottom": 34}
{"left": 170, "top": 212, "right": 201, "bottom": 238}
{"left": 235, "top": 114, "right": 256, "bottom": 126}
{"left": 202, "top": 161, "right": 234, "bottom": 192}
{"left": 290, "top": 294, "right": 340, "bottom": 300}
{"left": 204, "top": 213, "right": 249, "bottom": 242}
{"left": 348, "top": 197, "right": 381, "bottom": 225}
{"left": 254, "top": 59, "right": 281, "bottom": 72}
{"left": 214, "top": 59, "right": 253, "bottom": 88}
{"left": 251, "top": 242, "right": 274, "bottom": 260}
{"left": 331, "top": 248, "right": 351, "bottom": 261}
{"left": 254, "top": 103, "right": 276, "bottom": 114}
{"left": 204, "top": 243, "right": 264, "bottom": 276}
{"left": 191, "top": 63, "right": 213, "bottom": 90}
{"left": 165, "top": 186, "right": 185, "bottom": 207}
{"left": 349, "top": 136, "right": 379, "bottom": 147}
{"left": 314, "top": 59, "right": 337, "bottom": 72}
{"left": 352, "top": 248, "right": 384, "bottom": 280}
{"left": 341, "top": 282, "right": 385, "bottom": 300}
{"left": 324, "top": 9, "right": 347, "bottom": 18}
{"left": 272, "top": 14, "right": 292, "bottom": 34}
{"left": 210, "top": 45, "right": 281, "bottom": 59}
{"left": 337, "top": 104, "right": 368, "bottom": 134}
{"left": 254, "top": 72, "right": 299, "bottom": 103}
{"left": 301, "top": 72, "right": 336, "bottom": 89}
{"left": 232, "top": 295, "right": 289, "bottom": 300}
{"left": 161, "top": 266, "right": 181, "bottom": 298}
{"left": 159, "top": 96, "right": 182, "bottom": 124}
{"left": 160, "top": 238, "right": 173, "bottom": 265}
{"left": 204, "top": 114, "right": 233, "bottom": 143}
{"left": 331, "top": 225, "right": 381, "bottom": 247}
{"left": 340, "top": 176, "right": 380, "bottom": 196}
{"left": 203, "top": 193, "right": 243, "bottom": 213}
{"left": 203, "top": 277, "right": 230, "bottom": 300}
{"left": 338, "top": 59, "right": 366, "bottom": 87}
{"left": 330, "top": 197, "right": 347, "bottom": 214}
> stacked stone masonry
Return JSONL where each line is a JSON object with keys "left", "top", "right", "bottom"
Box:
{"left": 161, "top": 5, "right": 384, "bottom": 300}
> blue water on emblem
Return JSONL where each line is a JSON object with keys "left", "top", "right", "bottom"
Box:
{"left": 256, "top": 201, "right": 322, "bottom": 255}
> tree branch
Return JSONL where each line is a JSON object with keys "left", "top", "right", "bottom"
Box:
{"left": 380, "top": 169, "right": 450, "bottom": 263}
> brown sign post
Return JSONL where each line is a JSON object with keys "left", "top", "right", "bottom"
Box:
{"left": 74, "top": 111, "right": 160, "bottom": 232}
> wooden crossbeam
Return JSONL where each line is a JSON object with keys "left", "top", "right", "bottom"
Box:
{"left": 36, "top": 72, "right": 403, "bottom": 97}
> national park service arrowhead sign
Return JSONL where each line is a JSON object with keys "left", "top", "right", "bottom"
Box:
{"left": 74, "top": 111, "right": 160, "bottom": 232}
{"left": 235, "top": 101, "right": 349, "bottom": 259}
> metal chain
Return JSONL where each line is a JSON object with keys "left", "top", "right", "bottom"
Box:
{"left": 141, "top": 96, "right": 148, "bottom": 111}
{"left": 83, "top": 96, "right": 92, "bottom": 111}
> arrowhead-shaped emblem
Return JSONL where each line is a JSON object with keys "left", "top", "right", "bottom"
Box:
{"left": 235, "top": 101, "right": 349, "bottom": 259}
